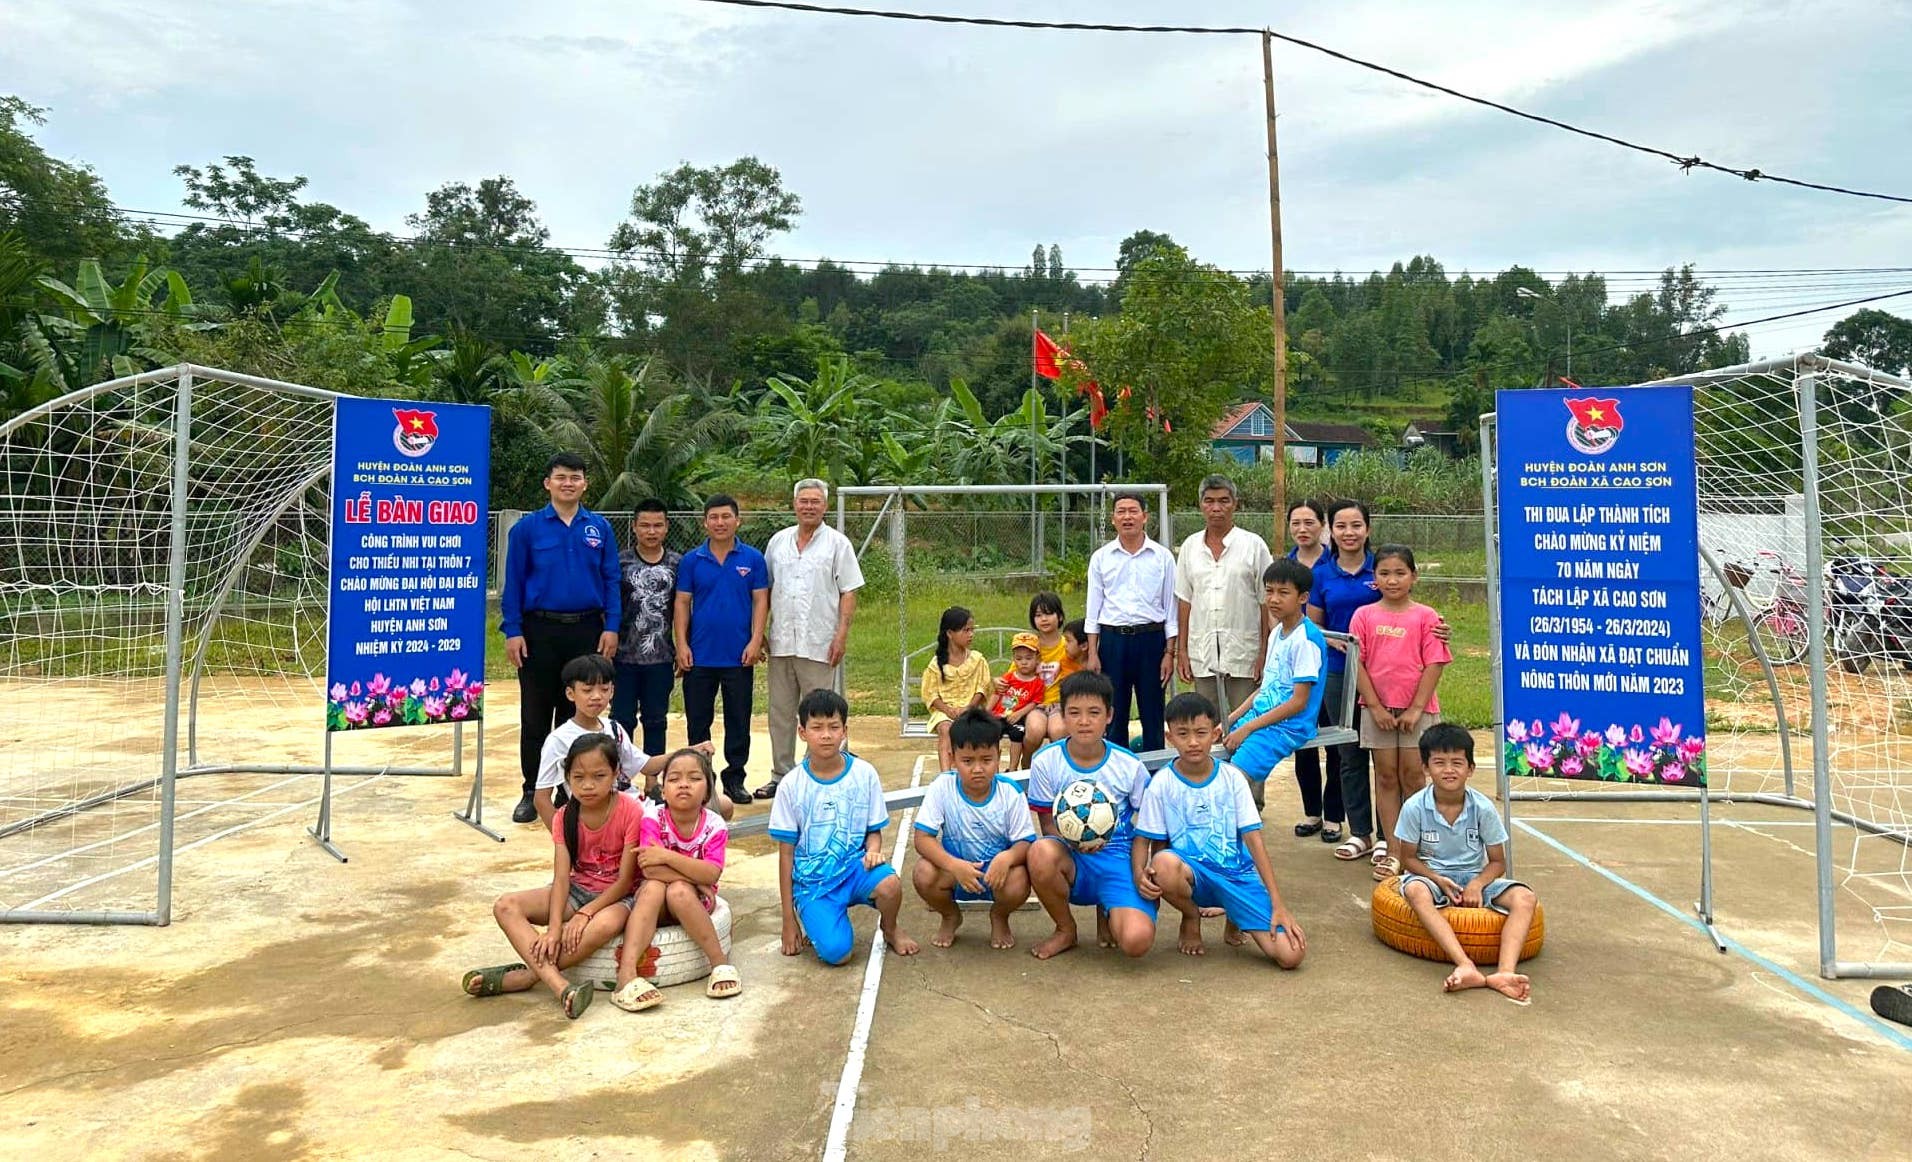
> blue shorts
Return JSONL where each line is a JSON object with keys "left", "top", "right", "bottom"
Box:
{"left": 1037, "top": 837, "right": 1158, "bottom": 918}
{"left": 794, "top": 864, "right": 897, "bottom": 965}
{"left": 1230, "top": 721, "right": 1315, "bottom": 782}
{"left": 1399, "top": 874, "right": 1528, "bottom": 914}
{"left": 1181, "top": 856, "right": 1275, "bottom": 933}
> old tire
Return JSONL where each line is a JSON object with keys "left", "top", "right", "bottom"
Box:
{"left": 1371, "top": 876, "right": 1543, "bottom": 964}
{"left": 566, "top": 895, "right": 734, "bottom": 990}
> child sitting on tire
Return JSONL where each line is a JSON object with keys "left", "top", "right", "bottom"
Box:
{"left": 613, "top": 748, "right": 740, "bottom": 1010}
{"left": 1393, "top": 723, "right": 1540, "bottom": 1002}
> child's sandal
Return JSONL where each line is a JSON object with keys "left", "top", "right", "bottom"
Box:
{"left": 561, "top": 982, "right": 595, "bottom": 1020}
{"left": 461, "top": 963, "right": 526, "bottom": 997}
{"left": 612, "top": 978, "right": 664, "bottom": 1012}
{"left": 706, "top": 965, "right": 742, "bottom": 1000}
{"left": 1372, "top": 855, "right": 1402, "bottom": 882}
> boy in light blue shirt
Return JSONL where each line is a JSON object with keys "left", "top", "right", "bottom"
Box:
{"left": 1393, "top": 723, "right": 1538, "bottom": 1002}
{"left": 912, "top": 709, "right": 1036, "bottom": 950}
{"left": 1137, "top": 692, "right": 1306, "bottom": 967}
{"left": 1224, "top": 559, "right": 1327, "bottom": 809}
{"left": 770, "top": 689, "right": 919, "bottom": 965}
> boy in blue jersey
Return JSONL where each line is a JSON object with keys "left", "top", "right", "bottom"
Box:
{"left": 912, "top": 709, "right": 1036, "bottom": 950}
{"left": 1026, "top": 671, "right": 1158, "bottom": 961}
{"left": 1137, "top": 692, "right": 1306, "bottom": 966}
{"left": 1394, "top": 723, "right": 1537, "bottom": 1002}
{"left": 1223, "top": 558, "right": 1327, "bottom": 810}
{"left": 770, "top": 688, "right": 918, "bottom": 965}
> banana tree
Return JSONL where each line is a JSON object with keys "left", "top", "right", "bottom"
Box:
{"left": 36, "top": 256, "right": 200, "bottom": 385}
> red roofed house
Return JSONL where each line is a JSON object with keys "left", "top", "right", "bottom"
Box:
{"left": 1210, "top": 402, "right": 1377, "bottom": 466}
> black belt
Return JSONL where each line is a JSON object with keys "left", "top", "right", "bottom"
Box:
{"left": 527, "top": 609, "right": 602, "bottom": 625}
{"left": 1101, "top": 621, "right": 1165, "bottom": 636}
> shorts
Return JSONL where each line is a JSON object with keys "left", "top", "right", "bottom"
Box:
{"left": 1035, "top": 836, "right": 1159, "bottom": 918}
{"left": 1230, "top": 720, "right": 1316, "bottom": 782}
{"left": 567, "top": 882, "right": 635, "bottom": 914}
{"left": 1399, "top": 873, "right": 1528, "bottom": 913}
{"left": 794, "top": 863, "right": 897, "bottom": 965}
{"left": 1360, "top": 710, "right": 1440, "bottom": 750}
{"left": 1179, "top": 855, "right": 1275, "bottom": 933}
{"left": 999, "top": 717, "right": 1027, "bottom": 744}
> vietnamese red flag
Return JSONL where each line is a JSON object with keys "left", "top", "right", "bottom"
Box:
{"left": 1034, "top": 330, "right": 1064, "bottom": 380}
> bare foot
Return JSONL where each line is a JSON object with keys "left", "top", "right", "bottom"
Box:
{"left": 1095, "top": 910, "right": 1115, "bottom": 949}
{"left": 931, "top": 912, "right": 962, "bottom": 948}
{"left": 1178, "top": 914, "right": 1207, "bottom": 956}
{"left": 884, "top": 926, "right": 920, "bottom": 956}
{"left": 1032, "top": 925, "right": 1079, "bottom": 960}
{"left": 1485, "top": 971, "right": 1532, "bottom": 1002}
{"left": 989, "top": 915, "right": 1016, "bottom": 950}
{"left": 1223, "top": 921, "right": 1245, "bottom": 946}
{"left": 1443, "top": 964, "right": 1487, "bottom": 993}
{"left": 1198, "top": 906, "right": 1225, "bottom": 918}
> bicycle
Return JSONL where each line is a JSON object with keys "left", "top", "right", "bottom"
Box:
{"left": 1710, "top": 550, "right": 1809, "bottom": 665}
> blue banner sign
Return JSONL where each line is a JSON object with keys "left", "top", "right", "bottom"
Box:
{"left": 325, "top": 397, "right": 491, "bottom": 731}
{"left": 1495, "top": 386, "right": 1706, "bottom": 786}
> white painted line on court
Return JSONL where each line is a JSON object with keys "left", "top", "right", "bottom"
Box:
{"left": 822, "top": 754, "right": 930, "bottom": 1162}
{"left": 1527, "top": 816, "right": 1818, "bottom": 827}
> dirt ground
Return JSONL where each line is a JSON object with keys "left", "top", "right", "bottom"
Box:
{"left": 2, "top": 689, "right": 1911, "bottom": 1160}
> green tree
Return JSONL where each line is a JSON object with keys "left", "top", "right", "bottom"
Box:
{"left": 0, "top": 97, "right": 142, "bottom": 266}
{"left": 1822, "top": 309, "right": 1912, "bottom": 377}
{"left": 539, "top": 354, "right": 740, "bottom": 509}
{"left": 403, "top": 177, "right": 593, "bottom": 348}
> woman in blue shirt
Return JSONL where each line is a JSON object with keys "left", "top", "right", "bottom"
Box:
{"left": 1285, "top": 500, "right": 1344, "bottom": 846}
{"left": 1309, "top": 499, "right": 1381, "bottom": 864}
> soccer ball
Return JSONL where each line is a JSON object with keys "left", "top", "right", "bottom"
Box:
{"left": 1053, "top": 779, "right": 1118, "bottom": 848}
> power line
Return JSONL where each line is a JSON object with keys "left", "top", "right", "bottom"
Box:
{"left": 691, "top": 0, "right": 1912, "bottom": 205}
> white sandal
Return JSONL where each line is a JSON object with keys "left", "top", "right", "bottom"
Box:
{"left": 612, "top": 978, "right": 663, "bottom": 1012}
{"left": 706, "top": 964, "right": 742, "bottom": 1000}
{"left": 1370, "top": 840, "right": 1391, "bottom": 866}
{"left": 1333, "top": 835, "right": 1374, "bottom": 861}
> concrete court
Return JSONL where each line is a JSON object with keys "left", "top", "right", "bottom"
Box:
{"left": 0, "top": 715, "right": 1908, "bottom": 1161}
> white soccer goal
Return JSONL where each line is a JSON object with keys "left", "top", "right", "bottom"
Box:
{"left": 0, "top": 365, "right": 481, "bottom": 925}
{"left": 1487, "top": 352, "right": 1912, "bottom": 979}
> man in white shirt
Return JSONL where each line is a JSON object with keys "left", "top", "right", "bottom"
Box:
{"left": 1084, "top": 493, "right": 1178, "bottom": 753}
{"left": 760, "top": 478, "right": 865, "bottom": 800}
{"left": 1175, "top": 474, "right": 1274, "bottom": 722}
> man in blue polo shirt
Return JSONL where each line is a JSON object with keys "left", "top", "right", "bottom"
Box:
{"left": 500, "top": 452, "right": 622, "bottom": 823}
{"left": 674, "top": 494, "right": 770, "bottom": 805}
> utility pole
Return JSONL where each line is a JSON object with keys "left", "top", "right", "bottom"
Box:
{"left": 1262, "top": 30, "right": 1289, "bottom": 532}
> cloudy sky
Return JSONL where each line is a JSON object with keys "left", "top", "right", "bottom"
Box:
{"left": 8, "top": 0, "right": 1911, "bottom": 355}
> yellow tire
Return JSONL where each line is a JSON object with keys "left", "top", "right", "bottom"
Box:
{"left": 1371, "top": 876, "right": 1543, "bottom": 963}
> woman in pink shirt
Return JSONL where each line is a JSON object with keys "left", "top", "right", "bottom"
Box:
{"left": 1349, "top": 546, "right": 1452, "bottom": 882}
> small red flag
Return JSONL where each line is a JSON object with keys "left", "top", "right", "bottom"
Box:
{"left": 1034, "top": 330, "right": 1064, "bottom": 380}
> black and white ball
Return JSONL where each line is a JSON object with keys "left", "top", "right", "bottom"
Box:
{"left": 1052, "top": 779, "right": 1118, "bottom": 847}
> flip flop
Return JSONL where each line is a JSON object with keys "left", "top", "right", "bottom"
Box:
{"left": 706, "top": 964, "right": 742, "bottom": 1000}
{"left": 561, "top": 982, "right": 594, "bottom": 1019}
{"left": 1294, "top": 819, "right": 1323, "bottom": 838}
{"left": 612, "top": 978, "right": 665, "bottom": 1012}
{"left": 1871, "top": 984, "right": 1912, "bottom": 1028}
{"left": 461, "top": 963, "right": 527, "bottom": 997}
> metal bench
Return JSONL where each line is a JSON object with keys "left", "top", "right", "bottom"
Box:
{"left": 735, "top": 632, "right": 1361, "bottom": 838}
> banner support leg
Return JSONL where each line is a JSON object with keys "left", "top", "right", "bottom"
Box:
{"left": 1694, "top": 780, "right": 1725, "bottom": 952}
{"left": 309, "top": 731, "right": 347, "bottom": 862}
{"left": 453, "top": 718, "right": 505, "bottom": 843}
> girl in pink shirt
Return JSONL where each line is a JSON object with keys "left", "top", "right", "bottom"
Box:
{"left": 613, "top": 749, "right": 740, "bottom": 1011}
{"left": 1349, "top": 546, "right": 1452, "bottom": 882}
{"left": 463, "top": 734, "right": 641, "bottom": 1019}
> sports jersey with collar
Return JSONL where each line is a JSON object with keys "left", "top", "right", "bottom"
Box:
{"left": 767, "top": 755, "right": 890, "bottom": 888}
{"left": 913, "top": 772, "right": 1037, "bottom": 864}
{"left": 1026, "top": 739, "right": 1150, "bottom": 850}
{"left": 1134, "top": 758, "right": 1262, "bottom": 874}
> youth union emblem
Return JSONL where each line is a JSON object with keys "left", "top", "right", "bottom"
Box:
{"left": 392, "top": 408, "right": 439, "bottom": 457}
{"left": 1563, "top": 397, "right": 1623, "bottom": 455}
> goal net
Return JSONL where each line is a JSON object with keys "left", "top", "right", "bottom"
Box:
{"left": 0, "top": 365, "right": 458, "bottom": 923}
{"left": 1675, "top": 353, "right": 1911, "bottom": 974}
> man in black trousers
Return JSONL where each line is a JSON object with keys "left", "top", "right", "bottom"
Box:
{"left": 1084, "top": 493, "right": 1178, "bottom": 754}
{"left": 499, "top": 452, "right": 621, "bottom": 823}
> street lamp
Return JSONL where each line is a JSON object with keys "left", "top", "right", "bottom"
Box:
{"left": 1516, "top": 286, "right": 1572, "bottom": 379}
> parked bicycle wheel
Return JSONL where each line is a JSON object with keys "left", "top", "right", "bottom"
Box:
{"left": 1753, "top": 601, "right": 1809, "bottom": 665}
